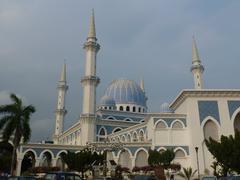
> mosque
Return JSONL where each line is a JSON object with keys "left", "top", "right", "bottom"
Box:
{"left": 16, "top": 11, "right": 240, "bottom": 176}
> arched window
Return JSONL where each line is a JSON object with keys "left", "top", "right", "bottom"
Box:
{"left": 234, "top": 113, "right": 240, "bottom": 133}
{"left": 138, "top": 107, "right": 141, "bottom": 112}
{"left": 132, "top": 132, "right": 138, "bottom": 142}
{"left": 133, "top": 106, "right": 136, "bottom": 112}
{"left": 135, "top": 150, "right": 148, "bottom": 167}
{"left": 126, "top": 106, "right": 130, "bottom": 111}
{"left": 156, "top": 121, "right": 167, "bottom": 129}
{"left": 175, "top": 149, "right": 185, "bottom": 158}
{"left": 203, "top": 120, "right": 218, "bottom": 141}
{"left": 121, "top": 136, "right": 126, "bottom": 142}
{"left": 172, "top": 121, "right": 183, "bottom": 129}
{"left": 98, "top": 128, "right": 106, "bottom": 142}
{"left": 113, "top": 128, "right": 122, "bottom": 133}
{"left": 99, "top": 128, "right": 106, "bottom": 136}
{"left": 127, "top": 134, "right": 131, "bottom": 142}
{"left": 119, "top": 106, "right": 123, "bottom": 111}
{"left": 139, "top": 131, "right": 144, "bottom": 142}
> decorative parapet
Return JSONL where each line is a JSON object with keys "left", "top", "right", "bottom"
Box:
{"left": 170, "top": 89, "right": 240, "bottom": 111}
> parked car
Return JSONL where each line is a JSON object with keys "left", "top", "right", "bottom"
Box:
{"left": 44, "top": 172, "right": 81, "bottom": 180}
{"left": 8, "top": 176, "right": 36, "bottom": 180}
{"left": 132, "top": 175, "right": 157, "bottom": 180}
{"left": 201, "top": 176, "right": 217, "bottom": 180}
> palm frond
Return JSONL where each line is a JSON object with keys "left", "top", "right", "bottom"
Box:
{"left": 2, "top": 119, "right": 16, "bottom": 141}
{"left": 0, "top": 104, "right": 17, "bottom": 114}
{"left": 10, "top": 93, "right": 22, "bottom": 106}
{"left": 22, "top": 121, "right": 31, "bottom": 143}
{"left": 0, "top": 115, "right": 12, "bottom": 129}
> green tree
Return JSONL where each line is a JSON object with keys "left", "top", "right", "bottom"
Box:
{"left": 148, "top": 149, "right": 175, "bottom": 166}
{"left": 0, "top": 93, "right": 35, "bottom": 175}
{"left": 63, "top": 149, "right": 104, "bottom": 178}
{"left": 205, "top": 131, "right": 240, "bottom": 175}
{"left": 178, "top": 167, "right": 197, "bottom": 180}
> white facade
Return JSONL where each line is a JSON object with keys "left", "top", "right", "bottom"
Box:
{"left": 16, "top": 12, "right": 240, "bottom": 176}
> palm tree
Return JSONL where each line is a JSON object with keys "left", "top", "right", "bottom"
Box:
{"left": 0, "top": 93, "right": 35, "bottom": 175}
{"left": 178, "top": 167, "right": 197, "bottom": 180}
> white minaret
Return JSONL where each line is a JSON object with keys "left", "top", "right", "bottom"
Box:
{"left": 53, "top": 63, "right": 68, "bottom": 144}
{"left": 191, "top": 37, "right": 204, "bottom": 89}
{"left": 80, "top": 10, "right": 100, "bottom": 145}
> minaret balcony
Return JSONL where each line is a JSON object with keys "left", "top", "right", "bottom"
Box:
{"left": 55, "top": 109, "right": 67, "bottom": 115}
{"left": 190, "top": 64, "right": 204, "bottom": 72}
{"left": 83, "top": 41, "right": 100, "bottom": 51}
{"left": 81, "top": 75, "right": 100, "bottom": 86}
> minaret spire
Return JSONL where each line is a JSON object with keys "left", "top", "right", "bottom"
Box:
{"left": 53, "top": 62, "right": 68, "bottom": 144}
{"left": 88, "top": 9, "right": 96, "bottom": 39}
{"left": 190, "top": 37, "right": 204, "bottom": 89}
{"left": 192, "top": 36, "right": 201, "bottom": 64}
{"left": 60, "top": 62, "right": 66, "bottom": 82}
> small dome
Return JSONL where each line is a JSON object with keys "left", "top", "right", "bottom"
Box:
{"left": 100, "top": 95, "right": 116, "bottom": 106}
{"left": 104, "top": 79, "right": 147, "bottom": 107}
{"left": 160, "top": 102, "right": 173, "bottom": 113}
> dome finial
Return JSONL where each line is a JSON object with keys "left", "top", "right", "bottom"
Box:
{"left": 87, "top": 9, "right": 96, "bottom": 39}
{"left": 140, "top": 78, "right": 145, "bottom": 92}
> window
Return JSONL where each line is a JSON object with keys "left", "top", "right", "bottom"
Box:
{"left": 138, "top": 107, "right": 141, "bottom": 112}
{"left": 126, "top": 106, "right": 130, "bottom": 111}
{"left": 172, "top": 121, "right": 183, "bottom": 129}
{"left": 156, "top": 121, "right": 167, "bottom": 129}
{"left": 120, "top": 106, "right": 123, "bottom": 111}
{"left": 113, "top": 128, "right": 122, "bottom": 133}
{"left": 133, "top": 106, "right": 136, "bottom": 112}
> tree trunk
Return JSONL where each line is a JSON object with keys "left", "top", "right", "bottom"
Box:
{"left": 10, "top": 128, "right": 21, "bottom": 176}
{"left": 10, "top": 144, "right": 16, "bottom": 176}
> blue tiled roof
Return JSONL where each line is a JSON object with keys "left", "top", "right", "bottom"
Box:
{"left": 100, "top": 95, "right": 116, "bottom": 106}
{"left": 104, "top": 79, "right": 147, "bottom": 106}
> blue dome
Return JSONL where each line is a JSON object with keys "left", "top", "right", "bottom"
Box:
{"left": 100, "top": 95, "right": 116, "bottom": 106}
{"left": 160, "top": 102, "right": 173, "bottom": 113}
{"left": 104, "top": 79, "right": 147, "bottom": 106}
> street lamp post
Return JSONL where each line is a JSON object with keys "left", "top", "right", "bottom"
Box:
{"left": 195, "top": 147, "right": 200, "bottom": 179}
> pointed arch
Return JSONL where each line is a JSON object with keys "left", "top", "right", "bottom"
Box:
{"left": 174, "top": 147, "right": 187, "bottom": 158}
{"left": 112, "top": 127, "right": 122, "bottom": 133}
{"left": 98, "top": 126, "right": 107, "bottom": 142}
{"left": 232, "top": 110, "right": 240, "bottom": 133}
{"left": 22, "top": 149, "right": 38, "bottom": 159}
{"left": 132, "top": 131, "right": 138, "bottom": 142}
{"left": 202, "top": 117, "right": 219, "bottom": 141}
{"left": 157, "top": 147, "right": 167, "bottom": 152}
{"left": 56, "top": 150, "right": 67, "bottom": 159}
{"left": 124, "top": 118, "right": 133, "bottom": 122}
{"left": 39, "top": 149, "right": 54, "bottom": 159}
{"left": 155, "top": 119, "right": 168, "bottom": 129}
{"left": 134, "top": 148, "right": 148, "bottom": 167}
{"left": 118, "top": 149, "right": 132, "bottom": 169}
{"left": 121, "top": 135, "right": 126, "bottom": 142}
{"left": 39, "top": 150, "right": 54, "bottom": 167}
{"left": 170, "top": 119, "right": 185, "bottom": 129}
{"left": 106, "top": 116, "right": 116, "bottom": 120}
{"left": 126, "top": 133, "right": 131, "bottom": 142}
{"left": 138, "top": 129, "right": 145, "bottom": 141}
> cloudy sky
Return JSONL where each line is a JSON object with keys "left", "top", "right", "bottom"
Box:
{"left": 0, "top": 1, "right": 240, "bottom": 141}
